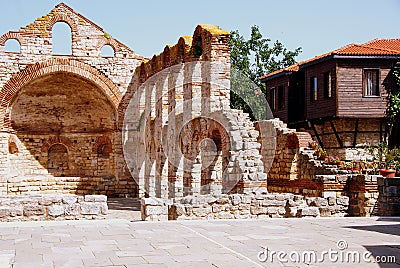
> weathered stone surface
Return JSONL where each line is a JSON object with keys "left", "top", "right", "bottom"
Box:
{"left": 80, "top": 202, "right": 101, "bottom": 215}
{"left": 145, "top": 206, "right": 168, "bottom": 216}
{"left": 300, "top": 207, "right": 320, "bottom": 217}
{"left": 328, "top": 196, "right": 336, "bottom": 206}
{"left": 84, "top": 195, "right": 107, "bottom": 203}
{"left": 230, "top": 194, "right": 241, "bottom": 206}
{"left": 65, "top": 204, "right": 80, "bottom": 216}
{"left": 0, "top": 207, "right": 11, "bottom": 218}
{"left": 337, "top": 196, "right": 350, "bottom": 206}
{"left": 62, "top": 195, "right": 78, "bottom": 205}
{"left": 48, "top": 205, "right": 64, "bottom": 217}
{"left": 192, "top": 206, "right": 212, "bottom": 217}
{"left": 23, "top": 204, "right": 45, "bottom": 216}
{"left": 262, "top": 199, "right": 286, "bottom": 207}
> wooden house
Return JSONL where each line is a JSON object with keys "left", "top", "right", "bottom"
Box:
{"left": 260, "top": 39, "right": 400, "bottom": 155}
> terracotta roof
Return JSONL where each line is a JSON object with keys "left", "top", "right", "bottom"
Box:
{"left": 259, "top": 38, "right": 400, "bottom": 81}
{"left": 363, "top": 38, "right": 400, "bottom": 53}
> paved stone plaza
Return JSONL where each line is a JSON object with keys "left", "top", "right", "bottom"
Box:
{"left": 0, "top": 216, "right": 399, "bottom": 268}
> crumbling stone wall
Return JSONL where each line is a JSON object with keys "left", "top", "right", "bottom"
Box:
{"left": 0, "top": 4, "right": 267, "bottom": 199}
{"left": 376, "top": 177, "right": 400, "bottom": 216}
{"left": 123, "top": 25, "right": 267, "bottom": 199}
{"left": 257, "top": 119, "right": 335, "bottom": 194}
{"left": 0, "top": 194, "right": 108, "bottom": 222}
{"left": 0, "top": 4, "right": 143, "bottom": 196}
{"left": 141, "top": 193, "right": 349, "bottom": 221}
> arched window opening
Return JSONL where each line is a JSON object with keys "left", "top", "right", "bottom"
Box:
{"left": 101, "top": 45, "right": 115, "bottom": 57}
{"left": 8, "top": 141, "right": 19, "bottom": 154}
{"left": 47, "top": 143, "right": 69, "bottom": 176}
{"left": 4, "top": 39, "right": 21, "bottom": 53}
{"left": 52, "top": 22, "right": 72, "bottom": 55}
{"left": 97, "top": 143, "right": 112, "bottom": 158}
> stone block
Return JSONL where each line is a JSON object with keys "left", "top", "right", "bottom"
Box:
{"left": 241, "top": 196, "right": 253, "bottom": 205}
{"left": 387, "top": 186, "right": 398, "bottom": 197}
{"left": 100, "top": 203, "right": 108, "bottom": 215}
{"left": 0, "top": 207, "right": 11, "bottom": 218}
{"left": 336, "top": 196, "right": 349, "bottom": 206}
{"left": 145, "top": 206, "right": 168, "bottom": 216}
{"left": 39, "top": 195, "right": 62, "bottom": 206}
{"left": 319, "top": 207, "right": 332, "bottom": 217}
{"left": 276, "top": 194, "right": 292, "bottom": 201}
{"left": 84, "top": 195, "right": 107, "bottom": 202}
{"left": 262, "top": 199, "right": 286, "bottom": 207}
{"left": 215, "top": 197, "right": 229, "bottom": 204}
{"left": 48, "top": 205, "right": 64, "bottom": 217}
{"left": 80, "top": 202, "right": 101, "bottom": 215}
{"left": 230, "top": 194, "right": 242, "bottom": 206}
{"left": 9, "top": 206, "right": 23, "bottom": 217}
{"left": 173, "top": 204, "right": 185, "bottom": 216}
{"left": 65, "top": 204, "right": 80, "bottom": 216}
{"left": 192, "top": 206, "right": 212, "bottom": 217}
{"left": 23, "top": 204, "right": 45, "bottom": 216}
{"left": 307, "top": 197, "right": 328, "bottom": 207}
{"left": 293, "top": 195, "right": 304, "bottom": 201}
{"left": 328, "top": 196, "right": 336, "bottom": 206}
{"left": 288, "top": 207, "right": 298, "bottom": 217}
{"left": 250, "top": 206, "right": 268, "bottom": 215}
{"left": 277, "top": 207, "right": 286, "bottom": 215}
{"left": 267, "top": 207, "right": 278, "bottom": 214}
{"left": 300, "top": 207, "right": 320, "bottom": 217}
{"left": 62, "top": 195, "right": 78, "bottom": 204}
{"left": 323, "top": 192, "right": 337, "bottom": 198}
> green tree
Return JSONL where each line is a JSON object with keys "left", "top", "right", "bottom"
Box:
{"left": 387, "top": 69, "right": 400, "bottom": 147}
{"left": 229, "top": 25, "right": 302, "bottom": 120}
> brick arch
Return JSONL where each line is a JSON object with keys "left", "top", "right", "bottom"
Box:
{"left": 286, "top": 132, "right": 313, "bottom": 149}
{"left": 0, "top": 31, "right": 26, "bottom": 47}
{"left": 8, "top": 134, "right": 23, "bottom": 153}
{"left": 92, "top": 136, "right": 112, "bottom": 154}
{"left": 47, "top": 13, "right": 78, "bottom": 32}
{"left": 97, "top": 38, "right": 121, "bottom": 53}
{"left": 42, "top": 136, "right": 75, "bottom": 153}
{"left": 0, "top": 58, "right": 121, "bottom": 131}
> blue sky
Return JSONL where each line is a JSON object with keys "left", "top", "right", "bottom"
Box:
{"left": 1, "top": 0, "right": 400, "bottom": 61}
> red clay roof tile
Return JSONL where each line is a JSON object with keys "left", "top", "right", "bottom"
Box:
{"left": 259, "top": 38, "right": 400, "bottom": 81}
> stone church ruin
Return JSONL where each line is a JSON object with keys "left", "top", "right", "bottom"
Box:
{"left": 0, "top": 3, "right": 398, "bottom": 221}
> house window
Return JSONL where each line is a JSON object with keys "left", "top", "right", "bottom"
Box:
{"left": 277, "top": 86, "right": 285, "bottom": 109}
{"left": 324, "top": 72, "right": 332, "bottom": 98}
{"left": 270, "top": 87, "right": 276, "bottom": 111}
{"left": 363, "top": 69, "right": 379, "bottom": 96}
{"left": 310, "top": 76, "right": 318, "bottom": 101}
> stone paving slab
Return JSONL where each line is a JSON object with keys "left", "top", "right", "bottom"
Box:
{"left": 0, "top": 217, "right": 399, "bottom": 267}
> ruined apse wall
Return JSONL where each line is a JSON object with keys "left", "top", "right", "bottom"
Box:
{"left": 122, "top": 25, "right": 267, "bottom": 199}
{"left": 0, "top": 4, "right": 143, "bottom": 196}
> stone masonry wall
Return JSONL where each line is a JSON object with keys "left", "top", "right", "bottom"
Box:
{"left": 2, "top": 176, "right": 136, "bottom": 197}
{"left": 141, "top": 193, "right": 349, "bottom": 221}
{"left": 0, "top": 3, "right": 143, "bottom": 196}
{"left": 123, "top": 24, "right": 267, "bottom": 199}
{"left": 257, "top": 119, "right": 336, "bottom": 194}
{"left": 376, "top": 177, "right": 400, "bottom": 216}
{"left": 0, "top": 194, "right": 108, "bottom": 222}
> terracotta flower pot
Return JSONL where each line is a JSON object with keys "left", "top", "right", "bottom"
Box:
{"left": 379, "top": 169, "right": 396, "bottom": 178}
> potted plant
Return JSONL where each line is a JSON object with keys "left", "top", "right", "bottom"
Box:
{"left": 309, "top": 141, "right": 320, "bottom": 151}
{"left": 391, "top": 148, "right": 400, "bottom": 176}
{"left": 351, "top": 161, "right": 360, "bottom": 171}
{"left": 314, "top": 147, "right": 324, "bottom": 158}
{"left": 320, "top": 151, "right": 328, "bottom": 161}
{"left": 367, "top": 142, "right": 397, "bottom": 178}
